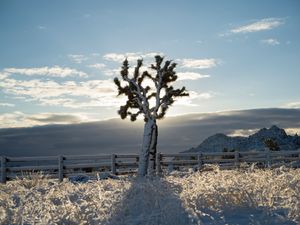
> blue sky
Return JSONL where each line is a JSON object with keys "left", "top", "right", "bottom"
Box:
{"left": 0, "top": 0, "right": 299, "bottom": 128}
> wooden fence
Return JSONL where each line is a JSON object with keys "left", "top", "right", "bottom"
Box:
{"left": 1, "top": 149, "right": 300, "bottom": 183}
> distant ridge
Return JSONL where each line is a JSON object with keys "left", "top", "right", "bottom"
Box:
{"left": 184, "top": 125, "right": 300, "bottom": 153}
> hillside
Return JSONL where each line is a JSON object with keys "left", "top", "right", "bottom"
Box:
{"left": 184, "top": 125, "right": 300, "bottom": 153}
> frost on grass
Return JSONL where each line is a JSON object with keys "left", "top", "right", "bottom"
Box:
{"left": 0, "top": 167, "right": 299, "bottom": 225}
{"left": 0, "top": 174, "right": 131, "bottom": 224}
{"left": 169, "top": 165, "right": 300, "bottom": 224}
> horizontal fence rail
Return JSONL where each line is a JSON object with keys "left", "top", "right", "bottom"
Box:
{"left": 1, "top": 149, "right": 300, "bottom": 183}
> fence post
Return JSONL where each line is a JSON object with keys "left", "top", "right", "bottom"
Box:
{"left": 1, "top": 156, "right": 7, "bottom": 184}
{"left": 235, "top": 151, "right": 239, "bottom": 168}
{"left": 266, "top": 149, "right": 271, "bottom": 168}
{"left": 58, "top": 155, "right": 64, "bottom": 182}
{"left": 156, "top": 152, "right": 161, "bottom": 175}
{"left": 111, "top": 154, "right": 116, "bottom": 175}
{"left": 197, "top": 153, "right": 203, "bottom": 170}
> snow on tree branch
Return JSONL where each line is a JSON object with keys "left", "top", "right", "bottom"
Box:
{"left": 114, "top": 55, "right": 189, "bottom": 122}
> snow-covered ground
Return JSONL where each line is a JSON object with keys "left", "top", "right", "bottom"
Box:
{"left": 0, "top": 166, "right": 299, "bottom": 224}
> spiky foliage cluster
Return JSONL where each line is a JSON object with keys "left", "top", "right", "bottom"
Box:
{"left": 264, "top": 138, "right": 280, "bottom": 151}
{"left": 114, "top": 55, "right": 189, "bottom": 121}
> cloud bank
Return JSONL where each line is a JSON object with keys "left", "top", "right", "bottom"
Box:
{"left": 0, "top": 108, "right": 299, "bottom": 156}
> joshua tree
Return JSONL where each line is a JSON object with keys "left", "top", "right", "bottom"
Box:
{"left": 114, "top": 55, "right": 189, "bottom": 176}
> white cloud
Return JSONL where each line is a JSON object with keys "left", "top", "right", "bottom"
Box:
{"left": 0, "top": 68, "right": 214, "bottom": 109}
{"left": 177, "top": 72, "right": 210, "bottom": 81}
{"left": 103, "top": 66, "right": 151, "bottom": 77}
{"left": 103, "top": 52, "right": 217, "bottom": 77}
{"left": 197, "top": 93, "right": 214, "bottom": 99}
{"left": 285, "top": 128, "right": 300, "bottom": 135}
{"left": 0, "top": 111, "right": 93, "bottom": 128}
{"left": 228, "top": 129, "right": 259, "bottom": 137}
{"left": 0, "top": 111, "right": 27, "bottom": 128}
{"left": 103, "top": 68, "right": 120, "bottom": 76}
{"left": 0, "top": 77, "right": 126, "bottom": 108}
{"left": 103, "top": 52, "right": 163, "bottom": 63}
{"left": 4, "top": 66, "right": 87, "bottom": 78}
{"left": 0, "top": 72, "right": 9, "bottom": 80}
{"left": 68, "top": 54, "right": 89, "bottom": 63}
{"left": 178, "top": 58, "right": 218, "bottom": 69}
{"left": 231, "top": 18, "right": 284, "bottom": 34}
{"left": 143, "top": 52, "right": 164, "bottom": 58}
{"left": 103, "top": 53, "right": 126, "bottom": 62}
{"left": 174, "top": 91, "right": 213, "bottom": 106}
{"left": 284, "top": 102, "right": 300, "bottom": 109}
{"left": 261, "top": 38, "right": 280, "bottom": 45}
{"left": 0, "top": 102, "right": 15, "bottom": 107}
{"left": 88, "top": 63, "right": 106, "bottom": 69}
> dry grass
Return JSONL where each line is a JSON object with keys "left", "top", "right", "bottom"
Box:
{"left": 0, "top": 166, "right": 299, "bottom": 224}
{"left": 169, "top": 165, "right": 300, "bottom": 224}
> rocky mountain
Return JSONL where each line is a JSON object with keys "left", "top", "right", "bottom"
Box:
{"left": 184, "top": 125, "right": 300, "bottom": 153}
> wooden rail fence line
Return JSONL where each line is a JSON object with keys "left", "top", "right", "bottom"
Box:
{"left": 1, "top": 149, "right": 300, "bottom": 183}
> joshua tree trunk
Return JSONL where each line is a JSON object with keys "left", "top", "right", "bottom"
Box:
{"left": 148, "top": 121, "right": 158, "bottom": 175}
{"left": 138, "top": 119, "right": 155, "bottom": 176}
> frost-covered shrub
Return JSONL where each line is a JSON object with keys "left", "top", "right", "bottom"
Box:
{"left": 171, "top": 166, "right": 300, "bottom": 224}
{"left": 0, "top": 167, "right": 299, "bottom": 224}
